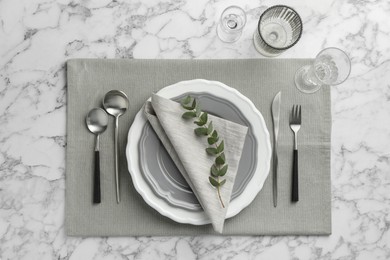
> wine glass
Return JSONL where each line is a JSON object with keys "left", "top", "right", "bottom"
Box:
{"left": 217, "top": 6, "right": 247, "bottom": 43}
{"left": 294, "top": 47, "right": 351, "bottom": 94}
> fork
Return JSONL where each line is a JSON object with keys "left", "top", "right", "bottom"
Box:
{"left": 290, "top": 105, "right": 301, "bottom": 202}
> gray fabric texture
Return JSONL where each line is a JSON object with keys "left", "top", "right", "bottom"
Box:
{"left": 66, "top": 59, "right": 331, "bottom": 236}
{"left": 145, "top": 94, "right": 248, "bottom": 233}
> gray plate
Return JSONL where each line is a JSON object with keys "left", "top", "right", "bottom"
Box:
{"left": 139, "top": 93, "right": 257, "bottom": 211}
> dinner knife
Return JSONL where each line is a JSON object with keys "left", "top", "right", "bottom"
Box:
{"left": 271, "top": 91, "right": 281, "bottom": 207}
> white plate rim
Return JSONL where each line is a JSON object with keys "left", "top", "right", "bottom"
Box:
{"left": 126, "top": 79, "right": 272, "bottom": 225}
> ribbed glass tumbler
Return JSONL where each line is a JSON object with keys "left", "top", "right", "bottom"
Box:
{"left": 253, "top": 5, "right": 303, "bottom": 57}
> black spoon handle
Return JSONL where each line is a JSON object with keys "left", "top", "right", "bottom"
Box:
{"left": 93, "top": 150, "right": 101, "bottom": 204}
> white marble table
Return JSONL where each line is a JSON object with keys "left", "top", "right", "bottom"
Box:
{"left": 1, "top": 0, "right": 389, "bottom": 259}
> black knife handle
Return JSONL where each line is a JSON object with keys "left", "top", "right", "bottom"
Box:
{"left": 93, "top": 150, "right": 101, "bottom": 204}
{"left": 292, "top": 149, "right": 299, "bottom": 202}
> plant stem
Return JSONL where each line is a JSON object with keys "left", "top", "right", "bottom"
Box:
{"left": 217, "top": 178, "right": 225, "bottom": 208}
{"left": 214, "top": 141, "right": 225, "bottom": 208}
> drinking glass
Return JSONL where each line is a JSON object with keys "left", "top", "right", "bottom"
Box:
{"left": 294, "top": 47, "right": 351, "bottom": 94}
{"left": 217, "top": 6, "right": 246, "bottom": 43}
{"left": 253, "top": 5, "right": 302, "bottom": 57}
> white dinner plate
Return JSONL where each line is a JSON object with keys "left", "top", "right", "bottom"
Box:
{"left": 126, "top": 79, "right": 271, "bottom": 225}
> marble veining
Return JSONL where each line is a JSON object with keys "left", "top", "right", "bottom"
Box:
{"left": 0, "top": 0, "right": 389, "bottom": 259}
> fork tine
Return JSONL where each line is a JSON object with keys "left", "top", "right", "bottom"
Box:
{"left": 293, "top": 105, "right": 296, "bottom": 117}
{"left": 291, "top": 105, "right": 295, "bottom": 122}
{"left": 298, "top": 105, "right": 301, "bottom": 123}
{"left": 294, "top": 105, "right": 298, "bottom": 121}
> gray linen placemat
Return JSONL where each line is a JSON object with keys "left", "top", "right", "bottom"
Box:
{"left": 66, "top": 59, "right": 331, "bottom": 236}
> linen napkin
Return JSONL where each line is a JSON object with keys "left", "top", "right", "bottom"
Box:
{"left": 144, "top": 94, "right": 248, "bottom": 233}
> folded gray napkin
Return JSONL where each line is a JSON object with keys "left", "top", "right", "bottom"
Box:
{"left": 144, "top": 94, "right": 248, "bottom": 233}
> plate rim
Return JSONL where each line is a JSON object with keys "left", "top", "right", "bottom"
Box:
{"left": 126, "top": 79, "right": 272, "bottom": 225}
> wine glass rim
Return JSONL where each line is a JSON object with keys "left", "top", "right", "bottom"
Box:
{"left": 257, "top": 5, "right": 303, "bottom": 51}
{"left": 221, "top": 5, "right": 246, "bottom": 13}
{"left": 220, "top": 5, "right": 247, "bottom": 30}
{"left": 314, "top": 47, "right": 352, "bottom": 85}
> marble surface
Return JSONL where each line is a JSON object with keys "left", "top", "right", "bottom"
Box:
{"left": 0, "top": 0, "right": 389, "bottom": 259}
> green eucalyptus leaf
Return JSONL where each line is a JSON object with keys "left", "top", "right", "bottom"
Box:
{"left": 194, "top": 120, "right": 207, "bottom": 126}
{"left": 190, "top": 99, "right": 197, "bottom": 110}
{"left": 182, "top": 111, "right": 197, "bottom": 119}
{"left": 200, "top": 112, "right": 208, "bottom": 124}
{"left": 195, "top": 127, "right": 208, "bottom": 136}
{"left": 219, "top": 179, "right": 226, "bottom": 186}
{"left": 219, "top": 165, "right": 228, "bottom": 176}
{"left": 208, "top": 137, "right": 217, "bottom": 145}
{"left": 212, "top": 130, "right": 218, "bottom": 138}
{"left": 207, "top": 121, "right": 213, "bottom": 135}
{"left": 206, "top": 147, "right": 218, "bottom": 155}
{"left": 215, "top": 153, "right": 225, "bottom": 165}
{"left": 181, "top": 96, "right": 191, "bottom": 106}
{"left": 217, "top": 140, "right": 224, "bottom": 153}
{"left": 195, "top": 105, "right": 201, "bottom": 117}
{"left": 209, "top": 176, "right": 219, "bottom": 187}
{"left": 211, "top": 165, "right": 219, "bottom": 177}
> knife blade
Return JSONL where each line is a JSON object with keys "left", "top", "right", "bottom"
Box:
{"left": 271, "top": 91, "right": 281, "bottom": 207}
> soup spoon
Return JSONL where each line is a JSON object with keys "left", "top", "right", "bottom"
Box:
{"left": 103, "top": 90, "right": 129, "bottom": 204}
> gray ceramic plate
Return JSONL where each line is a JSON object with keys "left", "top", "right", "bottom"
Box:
{"left": 139, "top": 92, "right": 257, "bottom": 211}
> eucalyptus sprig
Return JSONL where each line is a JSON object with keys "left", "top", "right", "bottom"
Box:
{"left": 181, "top": 96, "right": 227, "bottom": 208}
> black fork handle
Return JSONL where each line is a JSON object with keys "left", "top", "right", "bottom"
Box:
{"left": 292, "top": 149, "right": 299, "bottom": 202}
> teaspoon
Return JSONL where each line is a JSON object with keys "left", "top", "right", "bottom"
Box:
{"left": 103, "top": 90, "right": 129, "bottom": 204}
{"left": 86, "top": 108, "right": 108, "bottom": 204}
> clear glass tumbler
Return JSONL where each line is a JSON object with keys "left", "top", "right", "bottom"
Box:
{"left": 253, "top": 5, "right": 303, "bottom": 57}
{"left": 217, "top": 6, "right": 247, "bottom": 43}
{"left": 294, "top": 47, "right": 351, "bottom": 94}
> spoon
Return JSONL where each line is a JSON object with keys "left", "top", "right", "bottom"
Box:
{"left": 86, "top": 108, "right": 108, "bottom": 204}
{"left": 103, "top": 90, "right": 129, "bottom": 204}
